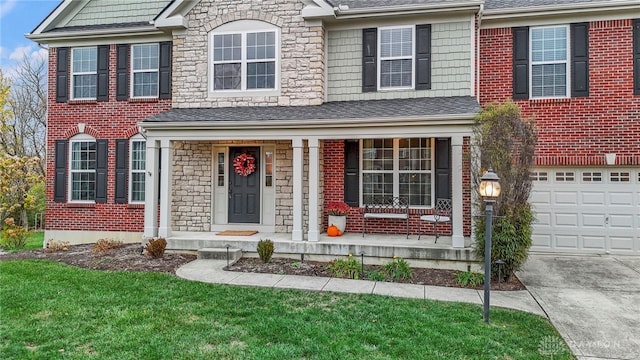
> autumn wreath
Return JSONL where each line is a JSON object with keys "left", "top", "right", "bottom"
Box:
{"left": 233, "top": 153, "right": 256, "bottom": 176}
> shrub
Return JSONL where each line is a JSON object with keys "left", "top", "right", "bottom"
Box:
{"left": 455, "top": 270, "right": 484, "bottom": 287}
{"left": 92, "top": 239, "right": 124, "bottom": 254}
{"left": 367, "top": 271, "right": 386, "bottom": 282}
{"left": 45, "top": 239, "right": 70, "bottom": 253}
{"left": 382, "top": 257, "right": 413, "bottom": 281}
{"left": 0, "top": 218, "right": 30, "bottom": 250}
{"left": 257, "top": 239, "right": 274, "bottom": 263}
{"left": 326, "top": 256, "right": 361, "bottom": 279}
{"left": 145, "top": 238, "right": 167, "bottom": 259}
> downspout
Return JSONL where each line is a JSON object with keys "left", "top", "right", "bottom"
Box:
{"left": 476, "top": 3, "right": 483, "bottom": 103}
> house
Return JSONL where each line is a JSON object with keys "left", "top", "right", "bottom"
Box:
{"left": 27, "top": 0, "right": 639, "bottom": 255}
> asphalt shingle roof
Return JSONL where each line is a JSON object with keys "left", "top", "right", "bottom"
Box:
{"left": 44, "top": 22, "right": 153, "bottom": 33}
{"left": 327, "top": 0, "right": 476, "bottom": 9}
{"left": 143, "top": 96, "right": 480, "bottom": 123}
{"left": 484, "top": 0, "right": 613, "bottom": 10}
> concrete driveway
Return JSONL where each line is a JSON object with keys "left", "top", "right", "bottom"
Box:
{"left": 518, "top": 254, "right": 640, "bottom": 360}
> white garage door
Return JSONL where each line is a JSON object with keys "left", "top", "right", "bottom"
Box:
{"left": 530, "top": 168, "right": 639, "bottom": 254}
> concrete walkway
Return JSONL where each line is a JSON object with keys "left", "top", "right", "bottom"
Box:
{"left": 517, "top": 254, "right": 640, "bottom": 360}
{"left": 176, "top": 259, "right": 546, "bottom": 316}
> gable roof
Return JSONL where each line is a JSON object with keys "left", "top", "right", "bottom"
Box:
{"left": 142, "top": 97, "right": 480, "bottom": 128}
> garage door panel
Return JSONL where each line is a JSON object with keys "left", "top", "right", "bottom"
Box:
{"left": 583, "top": 236, "right": 606, "bottom": 250}
{"left": 609, "top": 192, "right": 633, "bottom": 206}
{"left": 582, "top": 192, "right": 605, "bottom": 205}
{"left": 534, "top": 212, "right": 551, "bottom": 226}
{"left": 555, "top": 213, "right": 578, "bottom": 226}
{"left": 582, "top": 213, "right": 605, "bottom": 227}
{"left": 609, "top": 214, "right": 634, "bottom": 228}
{"left": 531, "top": 234, "right": 552, "bottom": 248}
{"left": 555, "top": 235, "right": 579, "bottom": 249}
{"left": 530, "top": 191, "right": 551, "bottom": 205}
{"left": 610, "top": 237, "right": 634, "bottom": 252}
{"left": 555, "top": 192, "right": 578, "bottom": 205}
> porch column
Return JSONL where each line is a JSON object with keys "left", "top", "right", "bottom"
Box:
{"left": 158, "top": 139, "right": 173, "bottom": 238}
{"left": 143, "top": 139, "right": 159, "bottom": 239}
{"left": 292, "top": 137, "right": 304, "bottom": 241}
{"left": 451, "top": 136, "right": 465, "bottom": 248}
{"left": 307, "top": 137, "right": 320, "bottom": 241}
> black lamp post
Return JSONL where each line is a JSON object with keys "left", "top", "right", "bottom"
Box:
{"left": 479, "top": 168, "right": 501, "bottom": 323}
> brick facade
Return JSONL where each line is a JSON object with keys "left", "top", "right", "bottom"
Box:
{"left": 45, "top": 46, "right": 171, "bottom": 234}
{"left": 480, "top": 20, "right": 640, "bottom": 166}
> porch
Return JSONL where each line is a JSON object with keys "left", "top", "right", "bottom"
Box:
{"left": 167, "top": 231, "right": 478, "bottom": 270}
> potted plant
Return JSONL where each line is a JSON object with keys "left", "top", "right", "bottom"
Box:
{"left": 326, "top": 201, "right": 350, "bottom": 233}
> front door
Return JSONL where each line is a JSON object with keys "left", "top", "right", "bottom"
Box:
{"left": 228, "top": 147, "right": 260, "bottom": 223}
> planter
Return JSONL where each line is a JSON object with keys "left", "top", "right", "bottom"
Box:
{"left": 328, "top": 215, "right": 346, "bottom": 233}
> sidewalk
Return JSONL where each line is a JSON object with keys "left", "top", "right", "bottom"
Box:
{"left": 176, "top": 259, "right": 546, "bottom": 317}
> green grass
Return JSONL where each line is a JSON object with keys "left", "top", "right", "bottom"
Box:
{"left": 24, "top": 231, "right": 44, "bottom": 250}
{"left": 0, "top": 261, "right": 575, "bottom": 360}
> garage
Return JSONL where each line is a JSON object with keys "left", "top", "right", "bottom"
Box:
{"left": 529, "top": 168, "right": 640, "bottom": 254}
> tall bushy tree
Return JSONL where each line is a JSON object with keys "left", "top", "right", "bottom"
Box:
{"left": 473, "top": 101, "right": 537, "bottom": 280}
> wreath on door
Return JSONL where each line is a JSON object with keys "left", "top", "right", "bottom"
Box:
{"left": 233, "top": 153, "right": 256, "bottom": 176}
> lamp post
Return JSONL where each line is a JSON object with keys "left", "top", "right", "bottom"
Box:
{"left": 479, "top": 168, "right": 501, "bottom": 323}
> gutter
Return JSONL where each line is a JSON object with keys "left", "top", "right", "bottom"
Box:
{"left": 25, "top": 26, "right": 163, "bottom": 42}
{"left": 483, "top": 0, "right": 640, "bottom": 20}
{"left": 332, "top": 1, "right": 483, "bottom": 19}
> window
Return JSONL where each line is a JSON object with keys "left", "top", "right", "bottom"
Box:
{"left": 379, "top": 27, "right": 413, "bottom": 89}
{"left": 69, "top": 135, "right": 97, "bottom": 201}
{"left": 210, "top": 22, "right": 278, "bottom": 92}
{"left": 131, "top": 44, "right": 159, "bottom": 98}
{"left": 217, "top": 152, "right": 225, "bottom": 187}
{"left": 71, "top": 47, "right": 97, "bottom": 99}
{"left": 129, "top": 136, "right": 146, "bottom": 202}
{"left": 582, "top": 171, "right": 602, "bottom": 182}
{"left": 530, "top": 171, "right": 548, "bottom": 181}
{"left": 555, "top": 171, "right": 575, "bottom": 182}
{"left": 361, "top": 138, "right": 432, "bottom": 206}
{"left": 610, "top": 172, "right": 630, "bottom": 182}
{"left": 530, "top": 26, "right": 569, "bottom": 98}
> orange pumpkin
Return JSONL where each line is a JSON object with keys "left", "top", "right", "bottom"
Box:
{"left": 327, "top": 225, "right": 340, "bottom": 236}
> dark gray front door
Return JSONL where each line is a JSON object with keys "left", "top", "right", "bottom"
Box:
{"left": 228, "top": 147, "right": 260, "bottom": 223}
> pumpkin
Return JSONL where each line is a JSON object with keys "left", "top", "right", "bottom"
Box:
{"left": 327, "top": 225, "right": 340, "bottom": 237}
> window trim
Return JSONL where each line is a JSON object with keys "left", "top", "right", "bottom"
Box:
{"left": 130, "top": 43, "right": 160, "bottom": 99}
{"left": 129, "top": 135, "right": 146, "bottom": 203}
{"left": 359, "top": 138, "right": 434, "bottom": 208}
{"left": 208, "top": 21, "right": 280, "bottom": 97}
{"left": 377, "top": 25, "right": 415, "bottom": 91}
{"left": 68, "top": 134, "right": 97, "bottom": 203}
{"left": 70, "top": 46, "right": 98, "bottom": 100}
{"left": 529, "top": 25, "right": 571, "bottom": 99}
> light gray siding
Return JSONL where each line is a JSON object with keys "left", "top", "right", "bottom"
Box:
{"left": 327, "top": 21, "right": 472, "bottom": 101}
{"left": 66, "top": 0, "right": 168, "bottom": 26}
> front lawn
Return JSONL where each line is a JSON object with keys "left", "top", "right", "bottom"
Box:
{"left": 24, "top": 231, "right": 44, "bottom": 250}
{"left": 0, "top": 261, "right": 574, "bottom": 359}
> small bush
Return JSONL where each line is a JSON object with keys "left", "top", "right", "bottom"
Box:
{"left": 455, "top": 270, "right": 484, "bottom": 287}
{"left": 382, "top": 257, "right": 413, "bottom": 281}
{"left": 368, "top": 271, "right": 386, "bottom": 282}
{"left": 326, "top": 256, "right": 361, "bottom": 279}
{"left": 145, "top": 238, "right": 167, "bottom": 259}
{"left": 45, "top": 239, "right": 70, "bottom": 253}
{"left": 257, "top": 239, "right": 274, "bottom": 263}
{"left": 0, "top": 218, "right": 30, "bottom": 250}
{"left": 92, "top": 239, "right": 124, "bottom": 254}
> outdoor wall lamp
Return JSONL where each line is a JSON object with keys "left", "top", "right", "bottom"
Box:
{"left": 479, "top": 168, "right": 501, "bottom": 323}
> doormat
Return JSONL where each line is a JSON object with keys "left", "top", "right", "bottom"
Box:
{"left": 216, "top": 230, "right": 259, "bottom": 236}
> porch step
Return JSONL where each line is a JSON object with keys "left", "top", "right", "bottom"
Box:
{"left": 198, "top": 247, "right": 243, "bottom": 261}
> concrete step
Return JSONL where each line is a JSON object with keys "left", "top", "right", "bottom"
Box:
{"left": 198, "top": 247, "right": 243, "bottom": 261}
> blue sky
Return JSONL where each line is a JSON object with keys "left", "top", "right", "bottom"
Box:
{"left": 0, "top": 0, "right": 60, "bottom": 73}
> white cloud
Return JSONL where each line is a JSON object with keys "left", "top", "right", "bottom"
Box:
{"left": 9, "top": 45, "right": 32, "bottom": 60}
{"left": 0, "top": 0, "right": 17, "bottom": 19}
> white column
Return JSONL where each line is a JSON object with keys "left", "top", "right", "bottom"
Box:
{"left": 451, "top": 136, "right": 465, "bottom": 248}
{"left": 307, "top": 137, "right": 320, "bottom": 241}
{"left": 291, "top": 138, "right": 304, "bottom": 241}
{"left": 143, "top": 139, "right": 159, "bottom": 239}
{"left": 158, "top": 139, "right": 173, "bottom": 238}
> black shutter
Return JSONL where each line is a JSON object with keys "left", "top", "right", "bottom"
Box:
{"left": 571, "top": 23, "right": 589, "bottom": 97}
{"left": 634, "top": 19, "right": 640, "bottom": 95}
{"left": 95, "top": 139, "right": 108, "bottom": 203}
{"left": 56, "top": 47, "right": 69, "bottom": 102}
{"left": 344, "top": 140, "right": 359, "bottom": 207}
{"left": 362, "top": 28, "right": 377, "bottom": 93}
{"left": 97, "top": 45, "right": 109, "bottom": 101}
{"left": 115, "top": 139, "right": 128, "bottom": 203}
{"left": 434, "top": 139, "right": 451, "bottom": 201}
{"left": 159, "top": 41, "right": 172, "bottom": 99}
{"left": 116, "top": 44, "right": 129, "bottom": 100}
{"left": 415, "top": 24, "right": 432, "bottom": 90}
{"left": 513, "top": 27, "right": 529, "bottom": 99}
{"left": 54, "top": 140, "right": 67, "bottom": 202}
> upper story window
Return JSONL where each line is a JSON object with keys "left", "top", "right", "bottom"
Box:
{"left": 209, "top": 20, "right": 279, "bottom": 95}
{"left": 379, "top": 27, "right": 414, "bottom": 89}
{"left": 362, "top": 24, "right": 431, "bottom": 93}
{"left": 71, "top": 47, "right": 97, "bottom": 99}
{"left": 129, "top": 135, "right": 146, "bottom": 203}
{"left": 69, "top": 134, "right": 97, "bottom": 202}
{"left": 530, "top": 26, "right": 569, "bottom": 98}
{"left": 131, "top": 44, "right": 159, "bottom": 98}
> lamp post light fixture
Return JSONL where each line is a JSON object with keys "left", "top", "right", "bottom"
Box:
{"left": 479, "top": 168, "right": 501, "bottom": 323}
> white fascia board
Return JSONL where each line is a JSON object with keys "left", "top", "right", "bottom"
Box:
{"left": 332, "top": 1, "right": 482, "bottom": 20}
{"left": 482, "top": 1, "right": 640, "bottom": 28}
{"left": 301, "top": 0, "right": 336, "bottom": 19}
{"left": 153, "top": 0, "right": 201, "bottom": 30}
{"left": 30, "top": 0, "right": 81, "bottom": 35}
{"left": 25, "top": 27, "right": 168, "bottom": 46}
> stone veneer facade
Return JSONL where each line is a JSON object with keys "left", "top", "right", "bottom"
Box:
{"left": 171, "top": 0, "right": 325, "bottom": 108}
